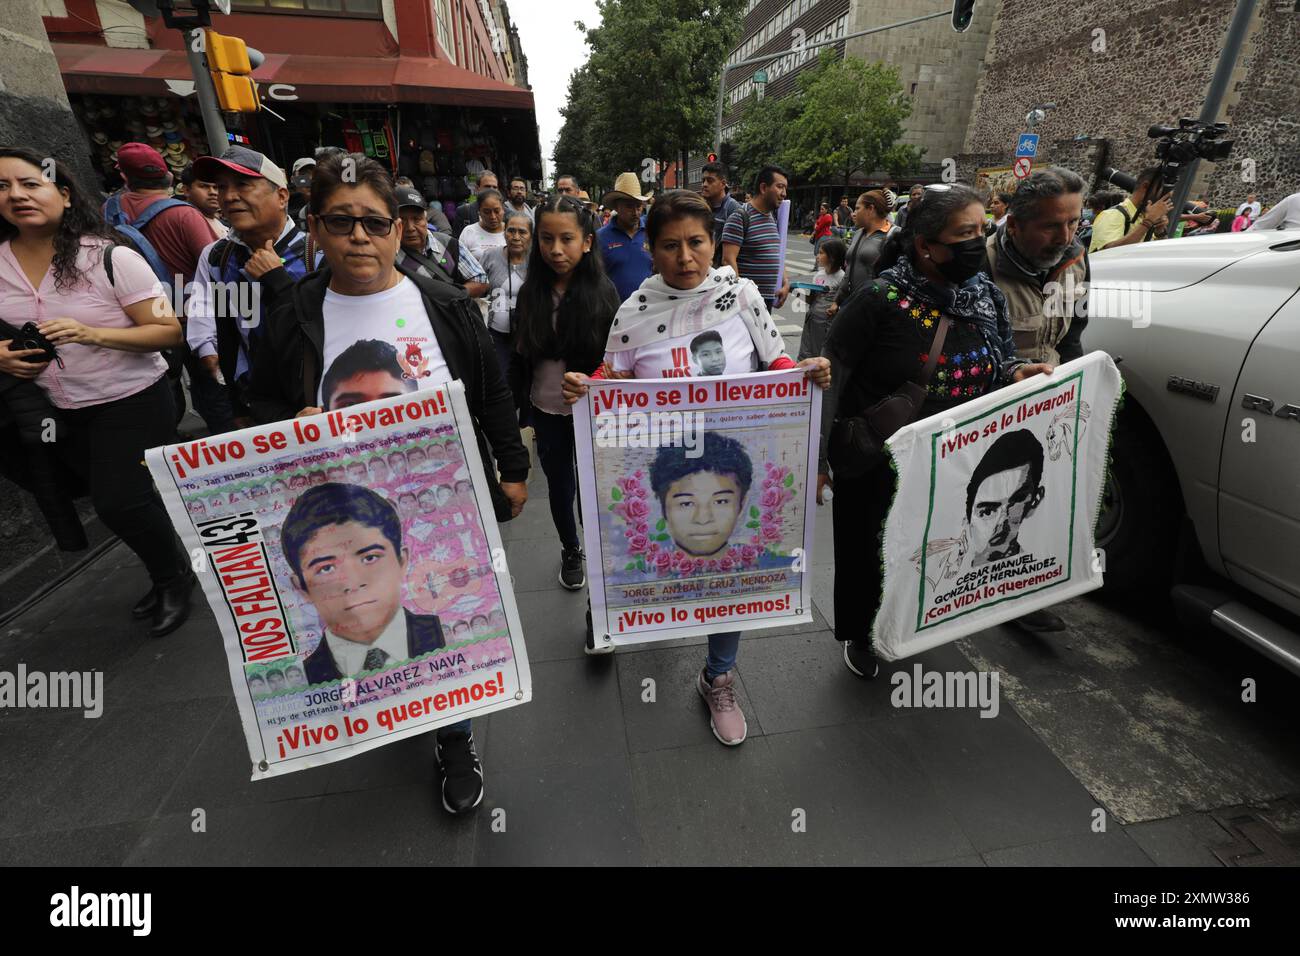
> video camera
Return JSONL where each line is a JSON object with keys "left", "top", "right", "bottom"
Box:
{"left": 1099, "top": 118, "right": 1234, "bottom": 214}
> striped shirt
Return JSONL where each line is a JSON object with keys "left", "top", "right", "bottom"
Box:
{"left": 721, "top": 203, "right": 782, "bottom": 301}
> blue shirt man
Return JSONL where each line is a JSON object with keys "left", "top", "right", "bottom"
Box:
{"left": 599, "top": 173, "right": 654, "bottom": 302}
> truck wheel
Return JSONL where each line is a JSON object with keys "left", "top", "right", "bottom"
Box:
{"left": 1095, "top": 410, "right": 1182, "bottom": 598}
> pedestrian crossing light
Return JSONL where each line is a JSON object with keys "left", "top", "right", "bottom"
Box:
{"left": 951, "top": 0, "right": 977, "bottom": 33}
{"left": 206, "top": 29, "right": 260, "bottom": 113}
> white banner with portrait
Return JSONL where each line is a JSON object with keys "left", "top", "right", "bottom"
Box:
{"left": 873, "top": 352, "right": 1124, "bottom": 660}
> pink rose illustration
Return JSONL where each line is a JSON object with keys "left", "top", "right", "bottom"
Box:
{"left": 628, "top": 532, "right": 649, "bottom": 554}
{"left": 625, "top": 498, "right": 649, "bottom": 520}
{"left": 760, "top": 487, "right": 782, "bottom": 509}
{"left": 740, "top": 544, "right": 759, "bottom": 563}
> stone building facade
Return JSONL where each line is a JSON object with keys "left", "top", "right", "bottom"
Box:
{"left": 957, "top": 0, "right": 1300, "bottom": 205}
{"left": 844, "top": 0, "right": 995, "bottom": 168}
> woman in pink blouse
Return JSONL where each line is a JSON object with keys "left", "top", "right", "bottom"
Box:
{"left": 0, "top": 147, "right": 194, "bottom": 636}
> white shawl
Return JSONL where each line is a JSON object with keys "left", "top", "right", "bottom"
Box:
{"left": 605, "top": 266, "right": 787, "bottom": 366}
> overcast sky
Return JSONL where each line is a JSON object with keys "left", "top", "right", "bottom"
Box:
{"left": 509, "top": 1, "right": 602, "bottom": 184}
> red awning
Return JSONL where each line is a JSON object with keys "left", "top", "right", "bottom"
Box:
{"left": 52, "top": 43, "right": 535, "bottom": 111}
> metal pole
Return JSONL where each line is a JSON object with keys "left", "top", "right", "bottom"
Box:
{"left": 1166, "top": 0, "right": 1258, "bottom": 231}
{"left": 184, "top": 27, "right": 229, "bottom": 154}
{"left": 713, "top": 9, "right": 949, "bottom": 153}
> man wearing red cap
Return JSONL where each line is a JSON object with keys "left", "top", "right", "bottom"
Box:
{"left": 104, "top": 143, "right": 226, "bottom": 430}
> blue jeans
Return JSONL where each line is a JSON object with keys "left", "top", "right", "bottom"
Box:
{"left": 705, "top": 632, "right": 741, "bottom": 680}
{"left": 438, "top": 719, "right": 471, "bottom": 739}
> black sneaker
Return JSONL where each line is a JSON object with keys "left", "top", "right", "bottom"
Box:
{"left": 842, "top": 639, "right": 879, "bottom": 679}
{"left": 559, "top": 547, "right": 586, "bottom": 590}
{"left": 1012, "top": 608, "right": 1068, "bottom": 633}
{"left": 435, "top": 729, "right": 484, "bottom": 815}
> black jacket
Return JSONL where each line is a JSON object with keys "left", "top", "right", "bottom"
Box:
{"left": 303, "top": 608, "right": 445, "bottom": 686}
{"left": 248, "top": 258, "right": 530, "bottom": 486}
{"left": 506, "top": 276, "right": 621, "bottom": 415}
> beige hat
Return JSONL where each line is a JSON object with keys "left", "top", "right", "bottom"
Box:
{"left": 601, "top": 171, "right": 651, "bottom": 207}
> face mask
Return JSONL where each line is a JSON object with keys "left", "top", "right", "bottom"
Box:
{"left": 934, "top": 236, "right": 986, "bottom": 284}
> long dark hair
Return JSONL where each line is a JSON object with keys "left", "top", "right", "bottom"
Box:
{"left": 0, "top": 146, "right": 117, "bottom": 292}
{"left": 514, "top": 194, "right": 612, "bottom": 360}
{"left": 874, "top": 183, "right": 984, "bottom": 276}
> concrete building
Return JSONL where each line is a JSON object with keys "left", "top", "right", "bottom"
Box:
{"left": 956, "top": 0, "right": 1300, "bottom": 208}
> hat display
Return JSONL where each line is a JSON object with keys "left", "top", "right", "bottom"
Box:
{"left": 193, "top": 145, "right": 288, "bottom": 189}
{"left": 91, "top": 132, "right": 108, "bottom": 145}
{"left": 601, "top": 172, "right": 652, "bottom": 207}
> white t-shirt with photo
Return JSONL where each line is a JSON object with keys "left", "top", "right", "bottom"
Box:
{"left": 607, "top": 312, "right": 760, "bottom": 379}
{"left": 318, "top": 276, "right": 450, "bottom": 407}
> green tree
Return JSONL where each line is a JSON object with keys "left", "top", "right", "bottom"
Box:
{"left": 555, "top": 0, "right": 744, "bottom": 189}
{"left": 728, "top": 91, "right": 800, "bottom": 196}
{"left": 783, "top": 53, "right": 924, "bottom": 185}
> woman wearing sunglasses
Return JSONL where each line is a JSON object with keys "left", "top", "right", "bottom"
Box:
{"left": 818, "top": 183, "right": 1053, "bottom": 679}
{"left": 249, "top": 152, "right": 531, "bottom": 815}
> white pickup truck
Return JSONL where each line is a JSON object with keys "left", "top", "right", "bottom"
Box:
{"left": 1086, "top": 230, "right": 1300, "bottom": 675}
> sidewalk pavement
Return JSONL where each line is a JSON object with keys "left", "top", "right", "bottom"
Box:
{"left": 0, "top": 439, "right": 1181, "bottom": 867}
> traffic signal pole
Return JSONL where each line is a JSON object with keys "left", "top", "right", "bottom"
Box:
{"left": 713, "top": 9, "right": 950, "bottom": 155}
{"left": 184, "top": 27, "right": 229, "bottom": 154}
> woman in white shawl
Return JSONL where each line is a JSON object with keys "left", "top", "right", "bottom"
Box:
{"left": 563, "top": 189, "right": 829, "bottom": 747}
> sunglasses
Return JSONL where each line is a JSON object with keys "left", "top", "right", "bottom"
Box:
{"left": 317, "top": 214, "right": 397, "bottom": 237}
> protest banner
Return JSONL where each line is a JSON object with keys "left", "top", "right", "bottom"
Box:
{"left": 146, "top": 381, "right": 531, "bottom": 778}
{"left": 574, "top": 368, "right": 820, "bottom": 647}
{"left": 873, "top": 352, "right": 1123, "bottom": 660}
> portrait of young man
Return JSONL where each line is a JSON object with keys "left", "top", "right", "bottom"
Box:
{"left": 963, "top": 429, "right": 1047, "bottom": 567}
{"left": 281, "top": 483, "right": 446, "bottom": 685}
{"left": 650, "top": 433, "right": 753, "bottom": 560}
{"left": 320, "top": 338, "right": 418, "bottom": 412}
{"left": 690, "top": 330, "right": 728, "bottom": 377}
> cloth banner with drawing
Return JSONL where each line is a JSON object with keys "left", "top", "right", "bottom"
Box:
{"left": 145, "top": 381, "right": 531, "bottom": 778}
{"left": 873, "top": 352, "right": 1123, "bottom": 660}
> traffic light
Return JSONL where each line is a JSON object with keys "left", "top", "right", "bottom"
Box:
{"left": 707, "top": 153, "right": 718, "bottom": 163}
{"left": 951, "top": 0, "right": 976, "bottom": 33}
{"left": 206, "top": 29, "right": 260, "bottom": 113}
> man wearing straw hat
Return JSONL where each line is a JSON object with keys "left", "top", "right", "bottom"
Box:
{"left": 597, "top": 171, "right": 653, "bottom": 301}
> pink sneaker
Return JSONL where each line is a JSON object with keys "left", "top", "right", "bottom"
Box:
{"left": 696, "top": 669, "right": 748, "bottom": 746}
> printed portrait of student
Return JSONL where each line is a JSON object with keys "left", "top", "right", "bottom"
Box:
{"left": 690, "top": 330, "right": 728, "bottom": 376}
{"left": 284, "top": 664, "right": 309, "bottom": 690}
{"left": 266, "top": 669, "right": 287, "bottom": 694}
{"left": 407, "top": 445, "right": 429, "bottom": 473}
{"left": 562, "top": 188, "right": 830, "bottom": 710}
{"left": 368, "top": 456, "right": 390, "bottom": 484}
{"left": 963, "top": 429, "right": 1046, "bottom": 566}
{"left": 247, "top": 674, "right": 267, "bottom": 697}
{"left": 326, "top": 465, "right": 345, "bottom": 482}
{"left": 651, "top": 433, "right": 752, "bottom": 560}
{"left": 281, "top": 482, "right": 483, "bottom": 813}
{"left": 249, "top": 152, "right": 528, "bottom": 534}
{"left": 397, "top": 491, "right": 419, "bottom": 520}
{"left": 345, "top": 461, "right": 367, "bottom": 484}
{"left": 389, "top": 450, "right": 409, "bottom": 478}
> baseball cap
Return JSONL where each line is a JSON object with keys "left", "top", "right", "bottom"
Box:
{"left": 291, "top": 157, "right": 316, "bottom": 176}
{"left": 193, "top": 145, "right": 287, "bottom": 189}
{"left": 395, "top": 186, "right": 427, "bottom": 211}
{"left": 115, "top": 142, "right": 170, "bottom": 182}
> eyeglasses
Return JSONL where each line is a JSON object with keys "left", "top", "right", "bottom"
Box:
{"left": 318, "top": 214, "right": 397, "bottom": 237}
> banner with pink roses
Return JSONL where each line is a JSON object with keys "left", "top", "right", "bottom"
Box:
{"left": 573, "top": 369, "right": 821, "bottom": 647}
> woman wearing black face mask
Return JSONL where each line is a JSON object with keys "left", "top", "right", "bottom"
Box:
{"left": 816, "top": 183, "right": 1053, "bottom": 679}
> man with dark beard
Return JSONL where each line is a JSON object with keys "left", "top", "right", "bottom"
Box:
{"left": 985, "top": 167, "right": 1089, "bottom": 367}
